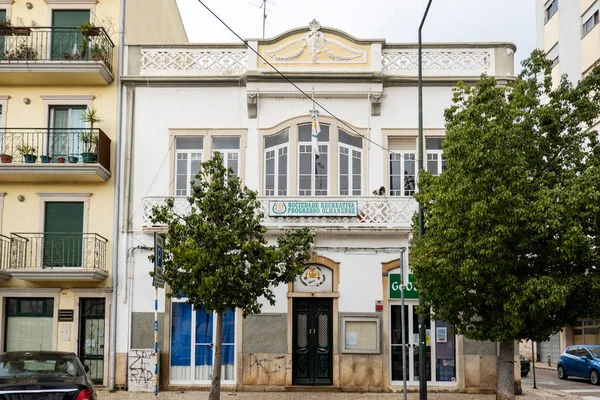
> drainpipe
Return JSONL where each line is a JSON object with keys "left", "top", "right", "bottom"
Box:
{"left": 109, "top": 0, "right": 127, "bottom": 390}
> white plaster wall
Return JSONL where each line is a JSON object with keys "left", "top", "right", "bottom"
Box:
{"left": 558, "top": 0, "right": 582, "bottom": 83}
{"left": 381, "top": 86, "right": 454, "bottom": 128}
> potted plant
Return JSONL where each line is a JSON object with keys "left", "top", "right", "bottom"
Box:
{"left": 68, "top": 155, "right": 78, "bottom": 163}
{"left": 80, "top": 107, "right": 101, "bottom": 163}
{"left": 0, "top": 154, "right": 13, "bottom": 163}
{"left": 40, "top": 155, "right": 52, "bottom": 163}
{"left": 57, "top": 157, "right": 66, "bottom": 164}
{"left": 79, "top": 22, "right": 101, "bottom": 37}
{"left": 0, "top": 19, "right": 12, "bottom": 36}
{"left": 5, "top": 43, "right": 38, "bottom": 60}
{"left": 90, "top": 44, "right": 106, "bottom": 62}
{"left": 16, "top": 144, "right": 37, "bottom": 163}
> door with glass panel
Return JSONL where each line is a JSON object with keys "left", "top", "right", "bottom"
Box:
{"left": 43, "top": 202, "right": 84, "bottom": 267}
{"left": 78, "top": 298, "right": 105, "bottom": 384}
{"left": 390, "top": 304, "right": 456, "bottom": 384}
{"left": 49, "top": 106, "right": 86, "bottom": 162}
{"left": 175, "top": 137, "right": 203, "bottom": 196}
{"left": 298, "top": 124, "right": 329, "bottom": 196}
{"left": 51, "top": 10, "right": 90, "bottom": 60}
{"left": 170, "top": 301, "right": 236, "bottom": 383}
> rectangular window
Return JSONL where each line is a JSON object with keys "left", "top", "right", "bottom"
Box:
{"left": 5, "top": 298, "right": 54, "bottom": 352}
{"left": 264, "top": 129, "right": 289, "bottom": 196}
{"left": 298, "top": 124, "right": 329, "bottom": 196}
{"left": 170, "top": 300, "right": 235, "bottom": 383}
{"left": 212, "top": 137, "right": 240, "bottom": 176}
{"left": 0, "top": 10, "right": 6, "bottom": 60}
{"left": 339, "top": 129, "right": 362, "bottom": 196}
{"left": 583, "top": 11, "right": 599, "bottom": 36}
{"left": 175, "top": 137, "right": 203, "bottom": 196}
{"left": 426, "top": 138, "right": 446, "bottom": 176}
{"left": 390, "top": 153, "right": 416, "bottom": 196}
{"left": 545, "top": 0, "right": 558, "bottom": 23}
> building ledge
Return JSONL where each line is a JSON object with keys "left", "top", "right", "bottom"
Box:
{"left": 0, "top": 270, "right": 11, "bottom": 281}
{"left": 7, "top": 268, "right": 108, "bottom": 282}
{"left": 0, "top": 62, "right": 114, "bottom": 85}
{"left": 0, "top": 164, "right": 111, "bottom": 182}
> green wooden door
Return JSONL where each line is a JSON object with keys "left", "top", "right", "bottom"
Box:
{"left": 44, "top": 202, "right": 84, "bottom": 267}
{"left": 0, "top": 10, "right": 6, "bottom": 60}
{"left": 51, "top": 10, "right": 90, "bottom": 60}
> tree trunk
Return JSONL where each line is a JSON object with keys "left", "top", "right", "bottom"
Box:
{"left": 497, "top": 341, "right": 515, "bottom": 400}
{"left": 209, "top": 312, "right": 223, "bottom": 400}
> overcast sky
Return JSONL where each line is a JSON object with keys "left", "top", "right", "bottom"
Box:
{"left": 176, "top": 0, "right": 535, "bottom": 71}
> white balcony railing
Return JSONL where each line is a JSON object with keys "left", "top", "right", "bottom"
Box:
{"left": 382, "top": 48, "right": 494, "bottom": 77}
{"left": 140, "top": 196, "right": 418, "bottom": 231}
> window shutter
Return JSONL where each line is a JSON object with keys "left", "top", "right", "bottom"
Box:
{"left": 388, "top": 137, "right": 417, "bottom": 151}
{"left": 44, "top": 202, "right": 84, "bottom": 233}
{"left": 52, "top": 10, "right": 90, "bottom": 27}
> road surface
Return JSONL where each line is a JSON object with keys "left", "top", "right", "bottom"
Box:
{"left": 523, "top": 367, "right": 600, "bottom": 399}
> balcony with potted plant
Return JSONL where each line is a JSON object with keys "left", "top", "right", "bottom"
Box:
{"left": 0, "top": 127, "right": 111, "bottom": 182}
{"left": 0, "top": 20, "right": 115, "bottom": 85}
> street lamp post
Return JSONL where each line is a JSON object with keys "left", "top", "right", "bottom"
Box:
{"left": 418, "top": 1, "right": 433, "bottom": 399}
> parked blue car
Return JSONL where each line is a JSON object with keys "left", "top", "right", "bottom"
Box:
{"left": 557, "top": 345, "right": 600, "bottom": 385}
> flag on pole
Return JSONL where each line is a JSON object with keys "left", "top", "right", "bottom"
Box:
{"left": 311, "top": 109, "right": 320, "bottom": 157}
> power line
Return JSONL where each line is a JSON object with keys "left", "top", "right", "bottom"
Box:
{"left": 195, "top": 0, "right": 414, "bottom": 160}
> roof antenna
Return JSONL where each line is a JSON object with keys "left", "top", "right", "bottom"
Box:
{"left": 249, "top": 0, "right": 276, "bottom": 38}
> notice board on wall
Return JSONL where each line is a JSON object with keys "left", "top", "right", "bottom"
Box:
{"left": 341, "top": 317, "right": 380, "bottom": 354}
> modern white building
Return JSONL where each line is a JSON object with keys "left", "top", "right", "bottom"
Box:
{"left": 115, "top": 15, "right": 518, "bottom": 392}
{"left": 532, "top": 0, "right": 600, "bottom": 364}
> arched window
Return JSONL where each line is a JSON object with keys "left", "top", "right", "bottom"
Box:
{"left": 338, "top": 129, "right": 362, "bottom": 196}
{"left": 264, "top": 128, "right": 289, "bottom": 196}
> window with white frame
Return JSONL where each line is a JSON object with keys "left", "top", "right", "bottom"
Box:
{"left": 298, "top": 124, "right": 329, "bottom": 196}
{"left": 212, "top": 137, "right": 240, "bottom": 175}
{"left": 584, "top": 10, "right": 599, "bottom": 37}
{"left": 170, "top": 299, "right": 236, "bottom": 383}
{"left": 175, "top": 137, "right": 203, "bottom": 196}
{"left": 426, "top": 138, "right": 446, "bottom": 176}
{"left": 264, "top": 129, "right": 289, "bottom": 196}
{"left": 545, "top": 0, "right": 558, "bottom": 23}
{"left": 339, "top": 129, "right": 362, "bottom": 196}
{"left": 390, "top": 153, "right": 416, "bottom": 196}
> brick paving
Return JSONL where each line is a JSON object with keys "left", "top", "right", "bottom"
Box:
{"left": 97, "top": 386, "right": 581, "bottom": 399}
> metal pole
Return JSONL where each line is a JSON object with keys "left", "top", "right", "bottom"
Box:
{"left": 418, "top": 1, "right": 433, "bottom": 399}
{"left": 154, "top": 287, "right": 159, "bottom": 397}
{"left": 400, "top": 248, "right": 408, "bottom": 400}
{"left": 532, "top": 341, "right": 537, "bottom": 389}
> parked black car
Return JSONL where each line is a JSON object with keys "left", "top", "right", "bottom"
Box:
{"left": 520, "top": 355, "right": 531, "bottom": 377}
{"left": 0, "top": 351, "right": 95, "bottom": 400}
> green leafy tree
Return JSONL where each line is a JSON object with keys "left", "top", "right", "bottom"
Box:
{"left": 411, "top": 51, "right": 600, "bottom": 400}
{"left": 149, "top": 152, "right": 314, "bottom": 400}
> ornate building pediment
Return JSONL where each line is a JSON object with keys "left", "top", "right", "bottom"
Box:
{"left": 258, "top": 19, "right": 373, "bottom": 70}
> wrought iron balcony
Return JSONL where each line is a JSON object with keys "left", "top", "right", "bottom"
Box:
{"left": 7, "top": 233, "right": 108, "bottom": 281}
{"left": 140, "top": 196, "right": 418, "bottom": 232}
{"left": 0, "top": 26, "right": 115, "bottom": 85}
{"left": 0, "top": 128, "right": 111, "bottom": 181}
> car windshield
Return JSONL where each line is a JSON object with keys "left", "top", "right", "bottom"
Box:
{"left": 0, "top": 355, "right": 80, "bottom": 378}
{"left": 589, "top": 347, "right": 600, "bottom": 358}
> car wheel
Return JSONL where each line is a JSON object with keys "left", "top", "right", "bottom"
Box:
{"left": 558, "top": 365, "right": 568, "bottom": 380}
{"left": 521, "top": 370, "right": 529, "bottom": 377}
{"left": 591, "top": 370, "right": 600, "bottom": 386}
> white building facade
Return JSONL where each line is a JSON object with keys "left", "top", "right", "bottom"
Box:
{"left": 117, "top": 20, "right": 517, "bottom": 392}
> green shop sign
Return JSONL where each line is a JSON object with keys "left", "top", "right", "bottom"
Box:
{"left": 389, "top": 273, "right": 418, "bottom": 299}
{"left": 269, "top": 200, "right": 358, "bottom": 217}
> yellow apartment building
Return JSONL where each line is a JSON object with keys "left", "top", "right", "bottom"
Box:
{"left": 0, "top": 0, "right": 121, "bottom": 387}
{"left": 533, "top": 0, "right": 600, "bottom": 363}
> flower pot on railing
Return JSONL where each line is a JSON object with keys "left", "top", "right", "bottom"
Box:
{"left": 0, "top": 154, "right": 12, "bottom": 163}
{"left": 81, "top": 152, "right": 98, "bottom": 163}
{"left": 40, "top": 155, "right": 52, "bottom": 163}
{"left": 57, "top": 157, "right": 66, "bottom": 164}
{"left": 23, "top": 154, "right": 37, "bottom": 163}
{"left": 10, "top": 27, "right": 31, "bottom": 36}
{"left": 68, "top": 156, "right": 78, "bottom": 163}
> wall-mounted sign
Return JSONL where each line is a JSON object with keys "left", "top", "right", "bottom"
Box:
{"left": 293, "top": 265, "right": 333, "bottom": 293}
{"left": 389, "top": 273, "right": 418, "bottom": 299}
{"left": 269, "top": 201, "right": 358, "bottom": 217}
{"left": 153, "top": 233, "right": 165, "bottom": 288}
{"left": 437, "top": 327, "right": 448, "bottom": 343}
{"left": 58, "top": 309, "right": 74, "bottom": 322}
{"left": 375, "top": 300, "right": 383, "bottom": 312}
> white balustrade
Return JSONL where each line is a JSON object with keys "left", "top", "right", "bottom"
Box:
{"left": 140, "top": 196, "right": 417, "bottom": 230}
{"left": 382, "top": 48, "right": 493, "bottom": 76}
{"left": 140, "top": 49, "right": 248, "bottom": 76}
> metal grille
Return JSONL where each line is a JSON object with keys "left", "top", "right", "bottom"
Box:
{"left": 318, "top": 313, "right": 328, "bottom": 347}
{"left": 297, "top": 313, "right": 308, "bottom": 348}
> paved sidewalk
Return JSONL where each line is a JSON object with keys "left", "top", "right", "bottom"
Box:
{"left": 97, "top": 386, "right": 580, "bottom": 399}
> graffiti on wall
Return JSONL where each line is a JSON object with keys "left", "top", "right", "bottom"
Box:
{"left": 128, "top": 349, "right": 157, "bottom": 392}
